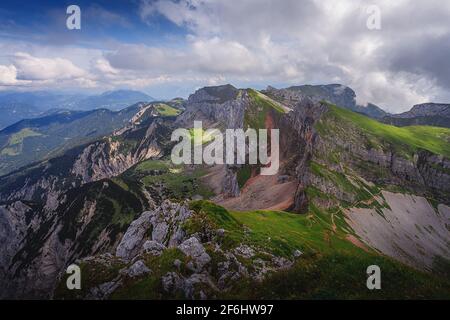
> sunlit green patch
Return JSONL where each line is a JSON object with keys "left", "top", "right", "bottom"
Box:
{"left": 8, "top": 128, "right": 43, "bottom": 145}
{"left": 1, "top": 128, "right": 43, "bottom": 156}
{"left": 154, "top": 103, "right": 181, "bottom": 116}
{"left": 135, "top": 159, "right": 214, "bottom": 199}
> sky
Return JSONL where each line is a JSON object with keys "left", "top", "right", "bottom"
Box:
{"left": 0, "top": 0, "right": 450, "bottom": 112}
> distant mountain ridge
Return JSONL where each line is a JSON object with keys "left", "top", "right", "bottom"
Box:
{"left": 0, "top": 105, "right": 140, "bottom": 176}
{"left": 0, "top": 103, "right": 41, "bottom": 131}
{"left": 0, "top": 100, "right": 182, "bottom": 176}
{"left": 265, "top": 84, "right": 389, "bottom": 119}
{"left": 72, "top": 90, "right": 155, "bottom": 111}
{"left": 383, "top": 103, "right": 450, "bottom": 128}
{"left": 0, "top": 90, "right": 155, "bottom": 129}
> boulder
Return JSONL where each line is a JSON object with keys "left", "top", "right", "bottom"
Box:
{"left": 178, "top": 237, "right": 211, "bottom": 272}
{"left": 143, "top": 240, "right": 166, "bottom": 256}
{"left": 120, "top": 260, "right": 151, "bottom": 278}
{"left": 115, "top": 211, "right": 153, "bottom": 260}
{"left": 162, "top": 272, "right": 183, "bottom": 293}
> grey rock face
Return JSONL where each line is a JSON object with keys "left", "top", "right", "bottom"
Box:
{"left": 391, "top": 103, "right": 450, "bottom": 118}
{"left": 148, "top": 200, "right": 193, "bottom": 247}
{"left": 183, "top": 273, "right": 214, "bottom": 299}
{"left": 222, "top": 166, "right": 240, "bottom": 198}
{"left": 178, "top": 237, "right": 211, "bottom": 272}
{"left": 143, "top": 240, "right": 166, "bottom": 256}
{"left": 277, "top": 97, "right": 328, "bottom": 212}
{"left": 265, "top": 84, "right": 387, "bottom": 119}
{"left": 0, "top": 117, "right": 167, "bottom": 298}
{"left": 87, "top": 280, "right": 122, "bottom": 300}
{"left": 115, "top": 211, "right": 153, "bottom": 260}
{"left": 71, "top": 120, "right": 162, "bottom": 184}
{"left": 161, "top": 271, "right": 215, "bottom": 299}
{"left": 116, "top": 200, "right": 193, "bottom": 261}
{"left": 152, "top": 221, "right": 169, "bottom": 244}
{"left": 120, "top": 260, "right": 151, "bottom": 278}
{"left": 0, "top": 201, "right": 30, "bottom": 278}
{"left": 177, "top": 84, "right": 247, "bottom": 130}
{"left": 162, "top": 271, "right": 183, "bottom": 293}
{"left": 416, "top": 151, "right": 450, "bottom": 196}
{"left": 0, "top": 119, "right": 163, "bottom": 206}
{"left": 310, "top": 106, "right": 450, "bottom": 205}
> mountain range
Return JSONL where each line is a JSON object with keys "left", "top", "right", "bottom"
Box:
{"left": 268, "top": 84, "right": 389, "bottom": 119}
{"left": 0, "top": 90, "right": 155, "bottom": 130}
{"left": 0, "top": 84, "right": 449, "bottom": 299}
{"left": 382, "top": 103, "right": 450, "bottom": 128}
{"left": 0, "top": 101, "right": 182, "bottom": 176}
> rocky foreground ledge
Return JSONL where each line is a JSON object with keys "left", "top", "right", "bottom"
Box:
{"left": 54, "top": 200, "right": 299, "bottom": 299}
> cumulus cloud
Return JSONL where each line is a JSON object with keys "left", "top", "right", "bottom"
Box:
{"left": 13, "top": 52, "right": 87, "bottom": 81}
{"left": 0, "top": 65, "right": 22, "bottom": 85}
{"left": 92, "top": 58, "right": 119, "bottom": 76}
{"left": 0, "top": 51, "right": 98, "bottom": 89}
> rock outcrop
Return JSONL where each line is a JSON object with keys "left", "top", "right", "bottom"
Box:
{"left": 177, "top": 84, "right": 246, "bottom": 129}
{"left": 116, "top": 200, "right": 193, "bottom": 261}
{"left": 55, "top": 200, "right": 298, "bottom": 300}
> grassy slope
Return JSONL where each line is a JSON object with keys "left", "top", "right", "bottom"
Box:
{"left": 8, "top": 128, "right": 43, "bottom": 145}
{"left": 195, "top": 201, "right": 450, "bottom": 299}
{"left": 283, "top": 103, "right": 450, "bottom": 298}
{"left": 125, "top": 159, "right": 213, "bottom": 200}
{"left": 244, "top": 89, "right": 286, "bottom": 130}
{"left": 312, "top": 102, "right": 450, "bottom": 204}
{"left": 53, "top": 178, "right": 450, "bottom": 299}
{"left": 154, "top": 103, "right": 181, "bottom": 116}
{"left": 319, "top": 104, "right": 450, "bottom": 157}
{"left": 183, "top": 201, "right": 450, "bottom": 299}
{"left": 53, "top": 199, "right": 450, "bottom": 299}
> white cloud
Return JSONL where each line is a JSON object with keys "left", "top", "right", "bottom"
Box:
{"left": 0, "top": 65, "right": 22, "bottom": 85}
{"left": 92, "top": 58, "right": 119, "bottom": 76}
{"left": 0, "top": 50, "right": 100, "bottom": 90}
{"left": 13, "top": 52, "right": 86, "bottom": 81}
{"left": 351, "top": 71, "right": 436, "bottom": 112}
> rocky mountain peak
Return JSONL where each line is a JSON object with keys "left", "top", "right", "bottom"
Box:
{"left": 286, "top": 84, "right": 356, "bottom": 109}
{"left": 383, "top": 102, "right": 450, "bottom": 127}
{"left": 264, "top": 84, "right": 387, "bottom": 119}
{"left": 401, "top": 103, "right": 450, "bottom": 118}
{"left": 188, "top": 84, "right": 239, "bottom": 104}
